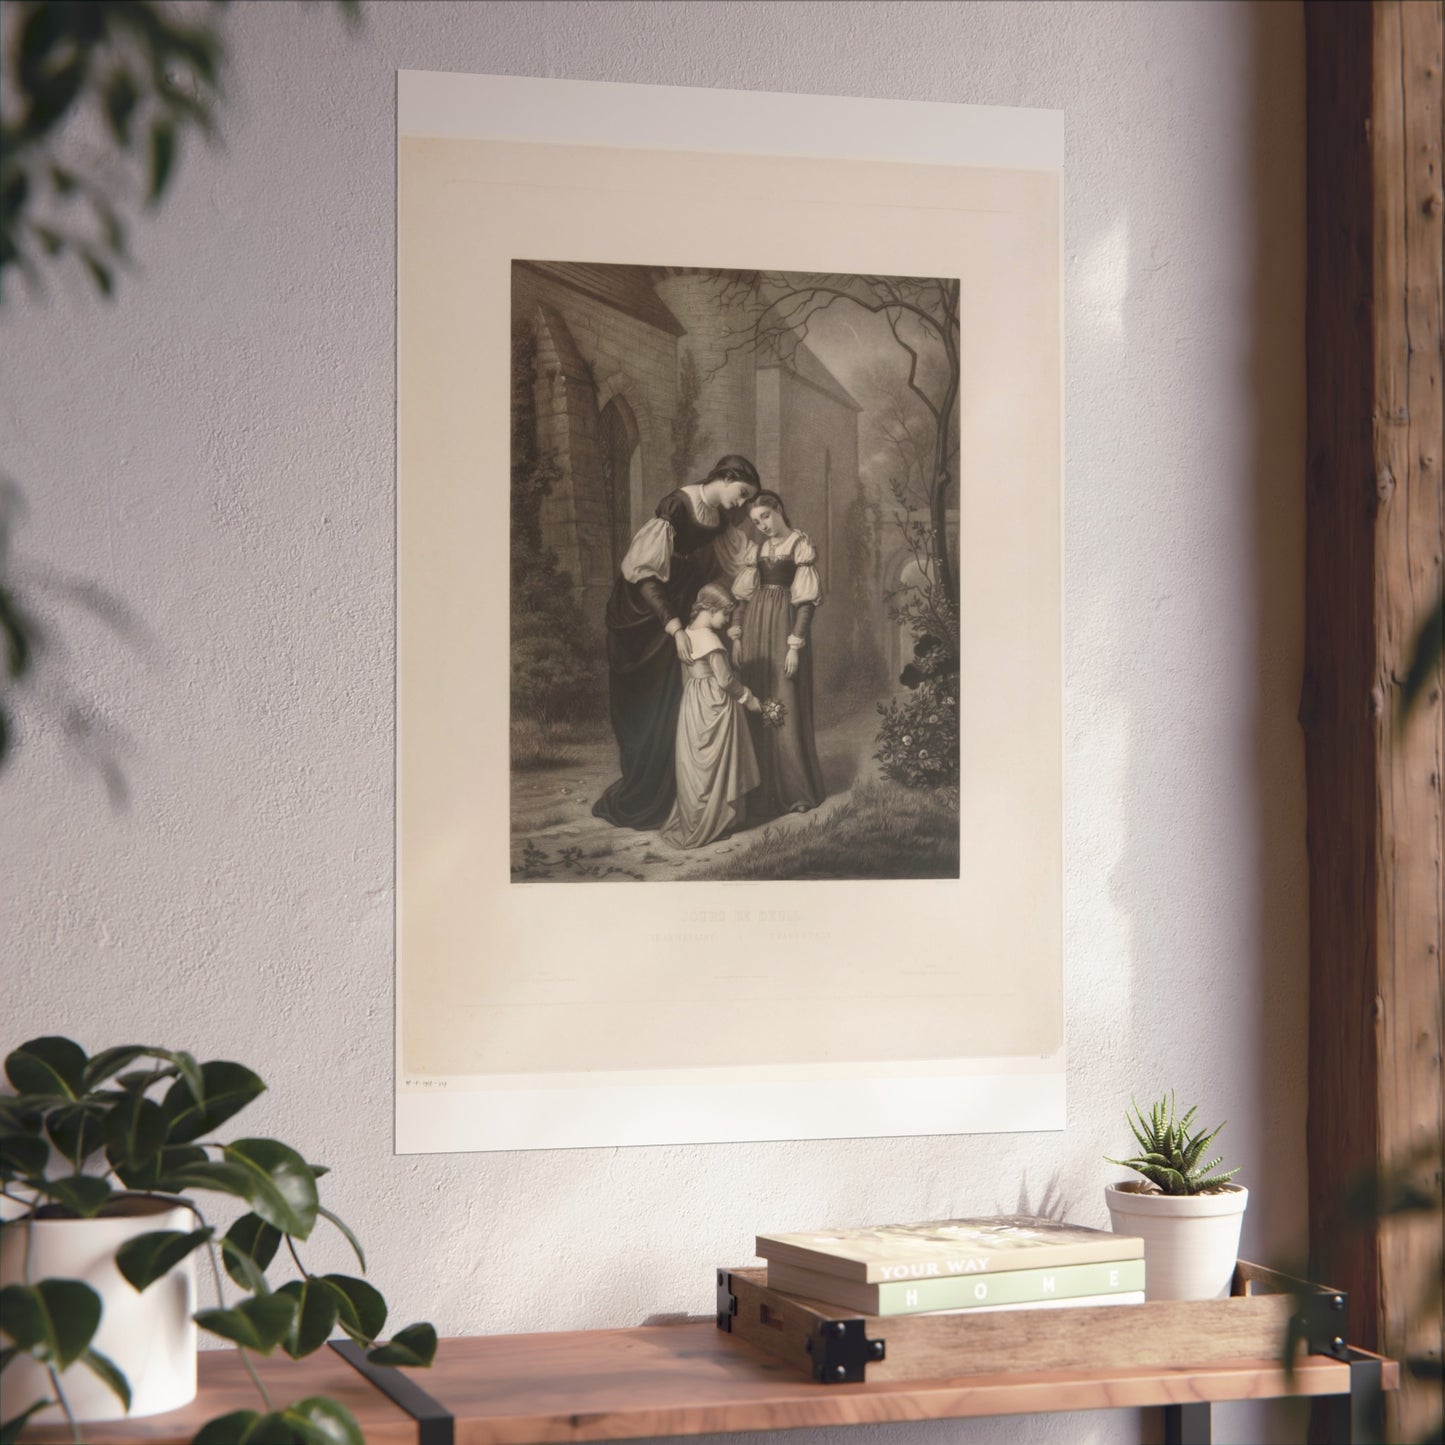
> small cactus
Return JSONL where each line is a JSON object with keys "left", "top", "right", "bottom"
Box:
{"left": 1107, "top": 1092, "right": 1241, "bottom": 1196}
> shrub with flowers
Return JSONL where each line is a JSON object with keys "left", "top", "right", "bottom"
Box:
{"left": 875, "top": 574, "right": 960, "bottom": 797}
{"left": 875, "top": 675, "right": 958, "bottom": 796}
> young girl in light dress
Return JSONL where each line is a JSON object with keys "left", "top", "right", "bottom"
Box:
{"left": 660, "top": 583, "right": 764, "bottom": 850}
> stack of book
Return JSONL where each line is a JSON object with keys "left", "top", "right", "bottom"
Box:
{"left": 755, "top": 1215, "right": 1145, "bottom": 1316}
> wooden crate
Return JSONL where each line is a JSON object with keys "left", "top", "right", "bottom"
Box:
{"left": 717, "top": 1261, "right": 1353, "bottom": 1385}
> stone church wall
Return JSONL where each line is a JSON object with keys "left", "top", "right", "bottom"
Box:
{"left": 512, "top": 267, "right": 678, "bottom": 633}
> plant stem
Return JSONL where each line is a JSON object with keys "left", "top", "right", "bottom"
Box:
{"left": 44, "top": 1363, "right": 81, "bottom": 1445}
{"left": 198, "top": 1213, "right": 273, "bottom": 1411}
{"left": 286, "top": 1234, "right": 306, "bottom": 1275}
{"left": 235, "top": 1343, "right": 273, "bottom": 1414}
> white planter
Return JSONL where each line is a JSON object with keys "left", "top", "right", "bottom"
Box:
{"left": 1105, "top": 1181, "right": 1249, "bottom": 1301}
{"left": 0, "top": 1195, "right": 198, "bottom": 1424}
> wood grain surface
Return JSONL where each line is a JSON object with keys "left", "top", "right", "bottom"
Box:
{"left": 725, "top": 1265, "right": 1298, "bottom": 1383}
{"left": 1303, "top": 4, "right": 1444, "bottom": 1439}
{"left": 19, "top": 1347, "right": 417, "bottom": 1445}
{"left": 16, "top": 1323, "right": 1398, "bottom": 1445}
{"left": 426, "top": 1324, "right": 1392, "bottom": 1445}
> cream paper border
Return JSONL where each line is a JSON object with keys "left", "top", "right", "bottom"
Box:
{"left": 396, "top": 73, "right": 1064, "bottom": 1151}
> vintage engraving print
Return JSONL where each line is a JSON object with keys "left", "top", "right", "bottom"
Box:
{"left": 397, "top": 74, "right": 1064, "bottom": 1149}
{"left": 510, "top": 261, "right": 961, "bottom": 884}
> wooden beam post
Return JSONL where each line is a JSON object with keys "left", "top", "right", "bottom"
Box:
{"left": 1304, "top": 3, "right": 1444, "bottom": 1439}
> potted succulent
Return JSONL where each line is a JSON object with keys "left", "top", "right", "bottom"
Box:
{"left": 1104, "top": 1092, "right": 1248, "bottom": 1301}
{"left": 0, "top": 1036, "right": 436, "bottom": 1444}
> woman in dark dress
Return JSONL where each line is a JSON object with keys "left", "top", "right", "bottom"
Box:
{"left": 731, "top": 490, "right": 827, "bottom": 817}
{"left": 592, "top": 455, "right": 760, "bottom": 829}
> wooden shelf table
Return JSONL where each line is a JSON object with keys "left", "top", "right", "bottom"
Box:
{"left": 22, "top": 1320, "right": 1398, "bottom": 1445}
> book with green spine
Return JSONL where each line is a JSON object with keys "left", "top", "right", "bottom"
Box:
{"left": 765, "top": 1256, "right": 1146, "bottom": 1315}
{"left": 757, "top": 1214, "right": 1142, "bottom": 1284}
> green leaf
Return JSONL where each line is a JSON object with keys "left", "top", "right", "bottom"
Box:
{"left": 0, "top": 1096, "right": 42, "bottom": 1133}
{"left": 79, "top": 1346, "right": 131, "bottom": 1410}
{"left": 366, "top": 1322, "right": 436, "bottom": 1368}
{"left": 221, "top": 1139, "right": 318, "bottom": 1240}
{"left": 5, "top": 1037, "right": 87, "bottom": 1098}
{"left": 277, "top": 1277, "right": 339, "bottom": 1359}
{"left": 163, "top": 1061, "right": 264, "bottom": 1144}
{"left": 194, "top": 1292, "right": 297, "bottom": 1354}
{"left": 282, "top": 1396, "right": 365, "bottom": 1445}
{"left": 0, "top": 1279, "right": 101, "bottom": 1368}
{"left": 115, "top": 1226, "right": 213, "bottom": 1291}
{"left": 223, "top": 1212, "right": 282, "bottom": 1288}
{"left": 84, "top": 1045, "right": 181, "bottom": 1092}
{"left": 35, "top": 1174, "right": 114, "bottom": 1216}
{"left": 168, "top": 1051, "right": 206, "bottom": 1113}
{"left": 120, "top": 1141, "right": 209, "bottom": 1192}
{"left": 46, "top": 1102, "right": 107, "bottom": 1168}
{"left": 160, "top": 1158, "right": 256, "bottom": 1203}
{"left": 1, "top": 1399, "right": 55, "bottom": 1443}
{"left": 191, "top": 1410, "right": 297, "bottom": 1445}
{"left": 147, "top": 119, "right": 176, "bottom": 202}
{"left": 218, "top": 1237, "right": 270, "bottom": 1295}
{"left": 0, "top": 1133, "right": 49, "bottom": 1180}
{"left": 320, "top": 1274, "right": 385, "bottom": 1344}
{"left": 104, "top": 1091, "right": 167, "bottom": 1173}
{"left": 318, "top": 1206, "right": 365, "bottom": 1272}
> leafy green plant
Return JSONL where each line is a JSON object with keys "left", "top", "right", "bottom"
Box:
{"left": 0, "top": 1036, "right": 436, "bottom": 1444}
{"left": 1107, "top": 1092, "right": 1241, "bottom": 1196}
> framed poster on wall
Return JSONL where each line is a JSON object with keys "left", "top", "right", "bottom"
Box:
{"left": 396, "top": 72, "right": 1064, "bottom": 1152}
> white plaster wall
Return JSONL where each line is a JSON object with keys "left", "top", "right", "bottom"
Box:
{"left": 1, "top": 3, "right": 1306, "bottom": 1442}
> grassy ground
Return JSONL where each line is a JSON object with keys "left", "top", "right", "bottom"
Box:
{"left": 510, "top": 715, "right": 610, "bottom": 771}
{"left": 694, "top": 776, "right": 959, "bottom": 882}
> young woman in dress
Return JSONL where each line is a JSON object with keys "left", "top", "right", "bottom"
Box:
{"left": 592, "top": 455, "right": 760, "bottom": 830}
{"left": 660, "top": 583, "right": 763, "bottom": 851}
{"left": 731, "top": 490, "right": 827, "bottom": 817}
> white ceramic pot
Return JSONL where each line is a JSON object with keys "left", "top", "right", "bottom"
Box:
{"left": 0, "top": 1194, "right": 198, "bottom": 1423}
{"left": 1105, "top": 1180, "right": 1249, "bottom": 1301}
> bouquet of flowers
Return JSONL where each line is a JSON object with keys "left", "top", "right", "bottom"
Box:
{"left": 759, "top": 698, "right": 787, "bottom": 729}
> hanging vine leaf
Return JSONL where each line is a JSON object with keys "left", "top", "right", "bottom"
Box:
{"left": 367, "top": 1323, "right": 437, "bottom": 1369}
{"left": 115, "top": 1226, "right": 213, "bottom": 1291}
{"left": 222, "top": 1211, "right": 282, "bottom": 1287}
{"left": 5, "top": 1036, "right": 88, "bottom": 1099}
{"left": 194, "top": 1292, "right": 297, "bottom": 1354}
{"left": 220, "top": 1138, "right": 318, "bottom": 1239}
{"left": 162, "top": 1059, "right": 263, "bottom": 1143}
{"left": 276, "top": 1278, "right": 339, "bottom": 1359}
{"left": 0, "top": 1280, "right": 101, "bottom": 1368}
{"left": 78, "top": 1346, "right": 131, "bottom": 1410}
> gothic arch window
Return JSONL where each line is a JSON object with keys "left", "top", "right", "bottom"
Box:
{"left": 597, "top": 396, "right": 641, "bottom": 578}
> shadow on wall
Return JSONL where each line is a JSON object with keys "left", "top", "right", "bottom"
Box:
{"left": 1229, "top": 2, "right": 1312, "bottom": 1441}
{"left": 1242, "top": 0, "right": 1309, "bottom": 1278}
{"left": 1094, "top": 1, "right": 1309, "bottom": 1439}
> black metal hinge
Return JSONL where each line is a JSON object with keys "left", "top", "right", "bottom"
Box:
{"left": 804, "top": 1317, "right": 885, "bottom": 1383}
{"left": 1296, "top": 1286, "right": 1351, "bottom": 1362}
{"left": 716, "top": 1268, "right": 738, "bottom": 1331}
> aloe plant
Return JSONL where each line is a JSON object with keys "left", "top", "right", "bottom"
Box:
{"left": 1107, "top": 1092, "right": 1241, "bottom": 1196}
{"left": 0, "top": 1036, "right": 436, "bottom": 1444}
